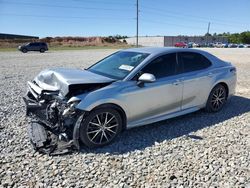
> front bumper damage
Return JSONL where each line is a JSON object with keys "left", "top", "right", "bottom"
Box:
{"left": 23, "top": 81, "right": 84, "bottom": 155}
{"left": 26, "top": 120, "right": 80, "bottom": 155}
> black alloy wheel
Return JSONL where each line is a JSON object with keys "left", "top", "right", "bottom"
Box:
{"left": 80, "top": 108, "right": 122, "bottom": 148}
{"left": 206, "top": 84, "right": 227, "bottom": 112}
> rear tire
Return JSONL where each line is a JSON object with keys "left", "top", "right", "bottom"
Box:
{"left": 205, "top": 84, "right": 227, "bottom": 112}
{"left": 40, "top": 48, "right": 45, "bottom": 53}
{"left": 80, "top": 108, "right": 122, "bottom": 148}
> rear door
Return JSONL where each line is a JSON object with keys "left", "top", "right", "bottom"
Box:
{"left": 178, "top": 52, "right": 213, "bottom": 109}
{"left": 34, "top": 43, "right": 40, "bottom": 51}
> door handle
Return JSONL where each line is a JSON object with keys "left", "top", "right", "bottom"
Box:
{"left": 172, "top": 79, "right": 181, "bottom": 85}
{"left": 207, "top": 72, "right": 213, "bottom": 78}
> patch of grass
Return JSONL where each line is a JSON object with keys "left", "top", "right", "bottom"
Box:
{"left": 0, "top": 48, "right": 17, "bottom": 52}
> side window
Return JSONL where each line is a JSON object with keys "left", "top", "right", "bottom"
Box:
{"left": 141, "top": 53, "right": 177, "bottom": 79}
{"left": 179, "top": 52, "right": 211, "bottom": 73}
{"left": 30, "top": 43, "right": 39, "bottom": 46}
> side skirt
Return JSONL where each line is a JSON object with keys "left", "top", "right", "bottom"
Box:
{"left": 126, "top": 106, "right": 200, "bottom": 129}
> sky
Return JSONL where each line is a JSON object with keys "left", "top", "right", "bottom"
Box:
{"left": 0, "top": 0, "right": 250, "bottom": 38}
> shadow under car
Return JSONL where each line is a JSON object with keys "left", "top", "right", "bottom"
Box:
{"left": 83, "top": 95, "right": 250, "bottom": 154}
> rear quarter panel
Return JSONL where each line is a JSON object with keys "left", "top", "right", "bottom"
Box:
{"left": 205, "top": 65, "right": 237, "bottom": 105}
{"left": 201, "top": 51, "right": 237, "bottom": 103}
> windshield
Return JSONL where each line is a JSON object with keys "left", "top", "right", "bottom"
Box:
{"left": 88, "top": 51, "right": 149, "bottom": 79}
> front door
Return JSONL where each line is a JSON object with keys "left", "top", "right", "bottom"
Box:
{"left": 122, "top": 53, "right": 183, "bottom": 126}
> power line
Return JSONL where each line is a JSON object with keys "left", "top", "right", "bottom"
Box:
{"left": 141, "top": 9, "right": 249, "bottom": 30}
{"left": 141, "top": 19, "right": 240, "bottom": 34}
{"left": 141, "top": 5, "right": 249, "bottom": 26}
{"left": 3, "top": 0, "right": 248, "bottom": 28}
{"left": 141, "top": 19, "right": 207, "bottom": 30}
{"left": 0, "top": 13, "right": 134, "bottom": 20}
{"left": 1, "top": 1, "right": 248, "bottom": 35}
{"left": 71, "top": 0, "right": 133, "bottom": 6}
{"left": 1, "top": 1, "right": 132, "bottom": 12}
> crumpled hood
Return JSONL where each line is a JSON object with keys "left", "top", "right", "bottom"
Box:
{"left": 34, "top": 68, "right": 114, "bottom": 96}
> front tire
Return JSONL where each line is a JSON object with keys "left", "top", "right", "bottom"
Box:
{"left": 205, "top": 84, "right": 227, "bottom": 112}
{"left": 80, "top": 108, "right": 122, "bottom": 148}
{"left": 22, "top": 48, "right": 27, "bottom": 53}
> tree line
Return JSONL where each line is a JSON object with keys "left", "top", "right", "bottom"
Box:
{"left": 211, "top": 31, "right": 250, "bottom": 44}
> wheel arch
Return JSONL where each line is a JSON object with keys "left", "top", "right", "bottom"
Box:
{"left": 204, "top": 81, "right": 229, "bottom": 107}
{"left": 91, "top": 103, "right": 127, "bottom": 130}
{"left": 213, "top": 82, "right": 229, "bottom": 99}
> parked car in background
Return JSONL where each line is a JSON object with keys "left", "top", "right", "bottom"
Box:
{"left": 24, "top": 47, "right": 237, "bottom": 153}
{"left": 221, "top": 43, "right": 228, "bottom": 48}
{"left": 187, "top": 42, "right": 194, "bottom": 48}
{"left": 174, "top": 42, "right": 187, "bottom": 48}
{"left": 238, "top": 44, "right": 244, "bottom": 48}
{"left": 228, "top": 43, "right": 238, "bottom": 48}
{"left": 200, "top": 43, "right": 213, "bottom": 48}
{"left": 188, "top": 42, "right": 200, "bottom": 48}
{"left": 18, "top": 42, "right": 48, "bottom": 53}
{"left": 244, "top": 44, "right": 250, "bottom": 48}
{"left": 193, "top": 43, "right": 201, "bottom": 48}
{"left": 214, "top": 42, "right": 223, "bottom": 48}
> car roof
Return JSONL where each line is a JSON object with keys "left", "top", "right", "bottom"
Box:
{"left": 30, "top": 42, "right": 46, "bottom": 44}
{"left": 122, "top": 47, "right": 208, "bottom": 55}
{"left": 121, "top": 47, "right": 229, "bottom": 81}
{"left": 122, "top": 47, "right": 228, "bottom": 69}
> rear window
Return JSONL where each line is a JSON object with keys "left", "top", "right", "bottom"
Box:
{"left": 179, "top": 52, "right": 211, "bottom": 73}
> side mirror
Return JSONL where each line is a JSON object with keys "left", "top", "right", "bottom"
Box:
{"left": 137, "top": 73, "right": 156, "bottom": 86}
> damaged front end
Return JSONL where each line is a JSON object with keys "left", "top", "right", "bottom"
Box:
{"left": 23, "top": 81, "right": 85, "bottom": 155}
{"left": 23, "top": 68, "right": 114, "bottom": 155}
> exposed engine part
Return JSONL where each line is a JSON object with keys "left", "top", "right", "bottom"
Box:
{"left": 46, "top": 101, "right": 59, "bottom": 125}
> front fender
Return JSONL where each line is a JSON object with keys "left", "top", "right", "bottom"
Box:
{"left": 75, "top": 84, "right": 130, "bottom": 117}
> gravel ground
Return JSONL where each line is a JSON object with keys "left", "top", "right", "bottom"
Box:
{"left": 0, "top": 48, "right": 249, "bottom": 187}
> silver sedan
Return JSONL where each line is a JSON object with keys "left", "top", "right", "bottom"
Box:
{"left": 24, "top": 47, "right": 236, "bottom": 152}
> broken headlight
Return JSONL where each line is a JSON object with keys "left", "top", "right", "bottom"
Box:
{"left": 62, "top": 97, "right": 81, "bottom": 116}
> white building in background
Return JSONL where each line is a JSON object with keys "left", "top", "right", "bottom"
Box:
{"left": 125, "top": 36, "right": 165, "bottom": 47}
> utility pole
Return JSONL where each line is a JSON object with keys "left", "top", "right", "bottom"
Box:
{"left": 206, "top": 22, "right": 210, "bottom": 45}
{"left": 136, "top": 0, "right": 139, "bottom": 47}
{"left": 207, "top": 22, "right": 210, "bottom": 34}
